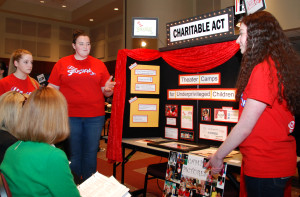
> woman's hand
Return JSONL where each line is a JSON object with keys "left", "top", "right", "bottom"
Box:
{"left": 104, "top": 76, "right": 116, "bottom": 92}
{"left": 102, "top": 76, "right": 116, "bottom": 97}
{"left": 205, "top": 154, "right": 224, "bottom": 175}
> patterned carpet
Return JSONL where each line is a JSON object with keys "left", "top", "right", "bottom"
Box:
{"left": 97, "top": 139, "right": 300, "bottom": 197}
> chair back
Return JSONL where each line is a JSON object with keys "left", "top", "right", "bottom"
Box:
{"left": 0, "top": 170, "right": 12, "bottom": 197}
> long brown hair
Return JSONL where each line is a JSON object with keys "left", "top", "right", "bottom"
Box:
{"left": 8, "top": 49, "right": 32, "bottom": 75}
{"left": 13, "top": 87, "right": 69, "bottom": 144}
{"left": 235, "top": 11, "right": 300, "bottom": 114}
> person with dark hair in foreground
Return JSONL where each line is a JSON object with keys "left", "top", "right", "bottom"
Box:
{"left": 206, "top": 11, "right": 300, "bottom": 197}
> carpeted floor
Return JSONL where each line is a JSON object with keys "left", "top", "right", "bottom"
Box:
{"left": 97, "top": 139, "right": 300, "bottom": 197}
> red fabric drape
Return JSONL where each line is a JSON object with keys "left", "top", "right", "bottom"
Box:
{"left": 106, "top": 40, "right": 240, "bottom": 162}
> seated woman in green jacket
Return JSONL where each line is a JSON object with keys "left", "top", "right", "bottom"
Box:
{"left": 0, "top": 87, "right": 80, "bottom": 197}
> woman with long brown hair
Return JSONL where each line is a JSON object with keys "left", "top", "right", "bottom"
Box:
{"left": 0, "top": 49, "right": 39, "bottom": 96}
{"left": 206, "top": 11, "right": 300, "bottom": 197}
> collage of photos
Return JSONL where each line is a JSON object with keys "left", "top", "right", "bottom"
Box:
{"left": 166, "top": 104, "right": 178, "bottom": 117}
{"left": 163, "top": 151, "right": 227, "bottom": 197}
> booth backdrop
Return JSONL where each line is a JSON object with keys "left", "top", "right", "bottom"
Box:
{"left": 106, "top": 40, "right": 240, "bottom": 163}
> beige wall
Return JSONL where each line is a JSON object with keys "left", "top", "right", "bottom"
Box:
{"left": 0, "top": 0, "right": 299, "bottom": 63}
{"left": 265, "top": 0, "right": 300, "bottom": 30}
{"left": 90, "top": 16, "right": 123, "bottom": 62}
{"left": 0, "top": 12, "right": 88, "bottom": 62}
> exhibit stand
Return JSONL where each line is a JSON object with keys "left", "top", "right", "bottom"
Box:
{"left": 106, "top": 40, "right": 240, "bottom": 162}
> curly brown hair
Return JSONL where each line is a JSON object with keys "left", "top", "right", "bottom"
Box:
{"left": 235, "top": 11, "right": 300, "bottom": 114}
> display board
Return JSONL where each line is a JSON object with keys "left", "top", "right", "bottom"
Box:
{"left": 106, "top": 40, "right": 240, "bottom": 162}
{"left": 122, "top": 52, "right": 241, "bottom": 147}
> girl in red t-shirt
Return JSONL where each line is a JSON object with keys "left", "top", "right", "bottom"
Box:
{"left": 48, "top": 30, "right": 116, "bottom": 181}
{"left": 206, "top": 11, "right": 300, "bottom": 197}
{"left": 0, "top": 49, "right": 39, "bottom": 96}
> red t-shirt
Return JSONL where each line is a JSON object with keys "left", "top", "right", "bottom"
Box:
{"left": 48, "top": 55, "right": 110, "bottom": 117}
{"left": 239, "top": 59, "right": 296, "bottom": 178}
{"left": 0, "top": 74, "right": 38, "bottom": 96}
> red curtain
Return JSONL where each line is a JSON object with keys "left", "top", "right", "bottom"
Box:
{"left": 106, "top": 40, "right": 240, "bottom": 162}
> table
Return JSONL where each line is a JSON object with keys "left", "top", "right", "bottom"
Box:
{"left": 111, "top": 137, "right": 242, "bottom": 195}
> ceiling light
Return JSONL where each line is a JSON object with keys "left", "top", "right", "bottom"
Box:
{"left": 62, "top": 5, "right": 67, "bottom": 8}
{"left": 114, "top": 8, "right": 119, "bottom": 11}
{"left": 89, "top": 19, "right": 94, "bottom": 22}
{"left": 40, "top": 0, "right": 45, "bottom": 3}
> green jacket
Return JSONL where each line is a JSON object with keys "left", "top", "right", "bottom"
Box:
{"left": 0, "top": 141, "right": 80, "bottom": 197}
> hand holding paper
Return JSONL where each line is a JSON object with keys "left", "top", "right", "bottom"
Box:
{"left": 205, "top": 154, "right": 224, "bottom": 175}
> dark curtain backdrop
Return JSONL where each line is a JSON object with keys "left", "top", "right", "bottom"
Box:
{"left": 107, "top": 40, "right": 240, "bottom": 162}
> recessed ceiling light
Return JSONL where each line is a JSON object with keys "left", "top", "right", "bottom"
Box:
{"left": 62, "top": 5, "right": 67, "bottom": 8}
{"left": 89, "top": 19, "right": 94, "bottom": 22}
{"left": 40, "top": 0, "right": 45, "bottom": 3}
{"left": 114, "top": 8, "right": 119, "bottom": 11}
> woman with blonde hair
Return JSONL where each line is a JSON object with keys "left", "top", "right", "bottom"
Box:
{"left": 0, "top": 87, "right": 80, "bottom": 197}
{"left": 0, "top": 49, "right": 39, "bottom": 96}
{"left": 0, "top": 91, "right": 24, "bottom": 163}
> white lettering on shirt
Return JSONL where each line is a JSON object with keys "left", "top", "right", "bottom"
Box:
{"left": 288, "top": 121, "right": 295, "bottom": 133}
{"left": 67, "top": 66, "right": 96, "bottom": 76}
{"left": 10, "top": 87, "right": 31, "bottom": 95}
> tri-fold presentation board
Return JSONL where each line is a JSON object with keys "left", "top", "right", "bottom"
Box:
{"left": 123, "top": 49, "right": 241, "bottom": 147}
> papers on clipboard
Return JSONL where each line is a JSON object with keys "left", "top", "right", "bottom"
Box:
{"left": 77, "top": 172, "right": 131, "bottom": 197}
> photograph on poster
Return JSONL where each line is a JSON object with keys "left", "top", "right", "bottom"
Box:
{"left": 165, "top": 104, "right": 178, "bottom": 117}
{"left": 201, "top": 108, "right": 211, "bottom": 121}
{"left": 215, "top": 109, "right": 227, "bottom": 120}
{"left": 166, "top": 117, "right": 177, "bottom": 126}
{"left": 214, "top": 107, "right": 239, "bottom": 123}
{"left": 181, "top": 105, "right": 194, "bottom": 130}
{"left": 180, "top": 130, "right": 194, "bottom": 141}
{"left": 163, "top": 152, "right": 227, "bottom": 197}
